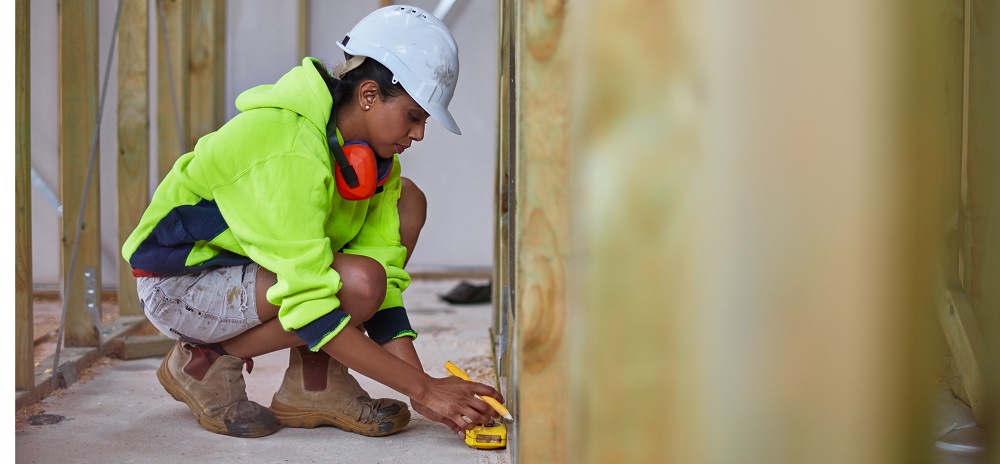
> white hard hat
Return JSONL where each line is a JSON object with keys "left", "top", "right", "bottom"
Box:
{"left": 338, "top": 5, "right": 462, "bottom": 135}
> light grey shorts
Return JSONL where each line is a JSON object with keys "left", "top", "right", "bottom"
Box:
{"left": 136, "top": 263, "right": 263, "bottom": 344}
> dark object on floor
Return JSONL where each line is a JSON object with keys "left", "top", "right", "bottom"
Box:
{"left": 439, "top": 281, "right": 492, "bottom": 305}
{"left": 29, "top": 414, "right": 66, "bottom": 426}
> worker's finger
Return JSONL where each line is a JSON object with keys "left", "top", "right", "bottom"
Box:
{"left": 444, "top": 419, "right": 463, "bottom": 435}
{"left": 460, "top": 399, "right": 494, "bottom": 426}
{"left": 469, "top": 382, "right": 504, "bottom": 403}
{"left": 450, "top": 413, "right": 475, "bottom": 431}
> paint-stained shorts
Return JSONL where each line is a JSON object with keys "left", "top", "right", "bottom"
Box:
{"left": 135, "top": 263, "right": 263, "bottom": 345}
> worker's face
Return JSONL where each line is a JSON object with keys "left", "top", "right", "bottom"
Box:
{"left": 363, "top": 87, "right": 429, "bottom": 159}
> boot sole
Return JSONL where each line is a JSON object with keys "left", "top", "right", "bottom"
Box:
{"left": 158, "top": 347, "right": 278, "bottom": 438}
{"left": 270, "top": 399, "right": 410, "bottom": 437}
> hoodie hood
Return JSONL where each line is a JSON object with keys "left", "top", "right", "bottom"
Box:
{"left": 235, "top": 57, "right": 333, "bottom": 135}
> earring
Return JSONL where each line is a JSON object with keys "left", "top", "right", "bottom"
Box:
{"left": 365, "top": 105, "right": 370, "bottom": 110}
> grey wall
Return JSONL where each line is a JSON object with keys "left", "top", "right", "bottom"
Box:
{"left": 29, "top": 0, "right": 497, "bottom": 288}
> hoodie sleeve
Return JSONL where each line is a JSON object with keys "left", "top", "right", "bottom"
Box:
{"left": 342, "top": 156, "right": 416, "bottom": 343}
{"left": 213, "top": 152, "right": 351, "bottom": 349}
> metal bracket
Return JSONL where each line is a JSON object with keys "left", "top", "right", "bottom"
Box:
{"left": 83, "top": 267, "right": 103, "bottom": 334}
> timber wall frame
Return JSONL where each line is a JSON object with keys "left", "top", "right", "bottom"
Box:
{"left": 15, "top": 0, "right": 229, "bottom": 409}
{"left": 494, "top": 0, "right": 999, "bottom": 462}
{"left": 13, "top": 0, "right": 1000, "bottom": 460}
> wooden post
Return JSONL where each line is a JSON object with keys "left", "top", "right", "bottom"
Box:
{"left": 58, "top": 0, "right": 102, "bottom": 347}
{"left": 117, "top": 0, "right": 150, "bottom": 317}
{"left": 961, "top": 0, "right": 997, "bottom": 321}
{"left": 493, "top": 0, "right": 518, "bottom": 455}
{"left": 298, "top": 0, "right": 310, "bottom": 61}
{"left": 188, "top": 0, "right": 225, "bottom": 149}
{"left": 157, "top": 0, "right": 190, "bottom": 180}
{"left": 513, "top": 0, "right": 570, "bottom": 461}
{"left": 966, "top": 0, "right": 1000, "bottom": 457}
{"left": 15, "top": 0, "right": 34, "bottom": 391}
{"left": 567, "top": 0, "right": 939, "bottom": 462}
{"left": 926, "top": 0, "right": 991, "bottom": 427}
{"left": 941, "top": 0, "right": 968, "bottom": 287}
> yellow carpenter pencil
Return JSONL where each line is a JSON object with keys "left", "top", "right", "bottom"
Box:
{"left": 444, "top": 361, "right": 513, "bottom": 421}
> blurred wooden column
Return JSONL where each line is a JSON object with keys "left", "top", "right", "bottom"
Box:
{"left": 59, "top": 0, "right": 102, "bottom": 347}
{"left": 966, "top": 0, "right": 1000, "bottom": 458}
{"left": 117, "top": 0, "right": 150, "bottom": 318}
{"left": 16, "top": 0, "right": 33, "bottom": 391}
{"left": 939, "top": 0, "right": 985, "bottom": 423}
{"left": 567, "top": 1, "right": 942, "bottom": 463}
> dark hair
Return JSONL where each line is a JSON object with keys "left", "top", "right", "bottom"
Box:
{"left": 313, "top": 56, "right": 405, "bottom": 111}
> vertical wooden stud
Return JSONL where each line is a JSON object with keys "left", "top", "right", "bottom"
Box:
{"left": 494, "top": 0, "right": 518, "bottom": 457}
{"left": 513, "top": 0, "right": 570, "bottom": 462}
{"left": 58, "top": 0, "right": 102, "bottom": 347}
{"left": 941, "top": 0, "right": 968, "bottom": 288}
{"left": 298, "top": 0, "right": 310, "bottom": 61}
{"left": 570, "top": 1, "right": 709, "bottom": 461}
{"left": 157, "top": 0, "right": 190, "bottom": 179}
{"left": 961, "top": 0, "right": 996, "bottom": 319}
{"left": 188, "top": 0, "right": 225, "bottom": 149}
{"left": 493, "top": 0, "right": 511, "bottom": 357}
{"left": 569, "top": 0, "right": 939, "bottom": 462}
{"left": 16, "top": 0, "right": 34, "bottom": 391}
{"left": 117, "top": 0, "right": 150, "bottom": 318}
{"left": 966, "top": 0, "right": 1000, "bottom": 457}
{"left": 930, "top": 0, "right": 989, "bottom": 427}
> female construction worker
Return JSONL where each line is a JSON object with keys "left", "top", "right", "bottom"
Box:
{"left": 121, "top": 5, "right": 503, "bottom": 438}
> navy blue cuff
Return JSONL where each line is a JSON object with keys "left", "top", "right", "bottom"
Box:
{"left": 363, "top": 306, "right": 417, "bottom": 345}
{"left": 294, "top": 309, "right": 352, "bottom": 350}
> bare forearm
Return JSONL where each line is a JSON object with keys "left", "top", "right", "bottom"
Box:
{"left": 322, "top": 327, "right": 501, "bottom": 430}
{"left": 320, "top": 327, "right": 430, "bottom": 402}
{"left": 382, "top": 336, "right": 423, "bottom": 371}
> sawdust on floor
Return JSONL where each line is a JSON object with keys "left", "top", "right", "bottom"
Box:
{"left": 31, "top": 292, "right": 122, "bottom": 362}
{"left": 19, "top": 293, "right": 124, "bottom": 433}
{"left": 15, "top": 355, "right": 116, "bottom": 433}
{"left": 454, "top": 354, "right": 499, "bottom": 387}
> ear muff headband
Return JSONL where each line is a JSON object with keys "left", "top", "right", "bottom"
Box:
{"left": 326, "top": 110, "right": 359, "bottom": 181}
{"left": 318, "top": 59, "right": 392, "bottom": 201}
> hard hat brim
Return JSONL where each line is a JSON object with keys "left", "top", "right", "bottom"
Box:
{"left": 426, "top": 104, "right": 461, "bottom": 135}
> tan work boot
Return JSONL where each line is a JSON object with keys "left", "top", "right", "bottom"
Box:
{"left": 157, "top": 342, "right": 278, "bottom": 438}
{"left": 270, "top": 346, "right": 410, "bottom": 436}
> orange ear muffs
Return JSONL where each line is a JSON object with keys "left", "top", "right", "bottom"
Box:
{"left": 323, "top": 88, "right": 392, "bottom": 201}
{"left": 334, "top": 142, "right": 393, "bottom": 201}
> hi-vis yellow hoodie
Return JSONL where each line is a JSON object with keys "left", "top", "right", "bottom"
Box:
{"left": 122, "top": 57, "right": 414, "bottom": 350}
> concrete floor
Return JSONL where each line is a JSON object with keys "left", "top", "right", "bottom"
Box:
{"left": 15, "top": 278, "right": 510, "bottom": 464}
{"left": 13, "top": 277, "right": 991, "bottom": 463}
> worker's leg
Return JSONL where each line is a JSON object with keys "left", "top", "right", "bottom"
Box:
{"left": 220, "top": 252, "right": 387, "bottom": 358}
{"left": 150, "top": 253, "right": 392, "bottom": 438}
{"left": 398, "top": 176, "right": 427, "bottom": 267}
{"left": 266, "top": 178, "right": 426, "bottom": 436}
{"left": 139, "top": 264, "right": 282, "bottom": 438}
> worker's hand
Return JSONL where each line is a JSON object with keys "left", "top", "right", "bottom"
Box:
{"left": 411, "top": 400, "right": 464, "bottom": 434}
{"left": 416, "top": 376, "right": 504, "bottom": 433}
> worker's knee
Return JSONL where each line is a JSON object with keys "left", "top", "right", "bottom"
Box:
{"left": 400, "top": 177, "right": 427, "bottom": 227}
{"left": 335, "top": 254, "right": 387, "bottom": 323}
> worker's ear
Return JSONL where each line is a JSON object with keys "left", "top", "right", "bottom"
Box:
{"left": 358, "top": 80, "right": 380, "bottom": 110}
